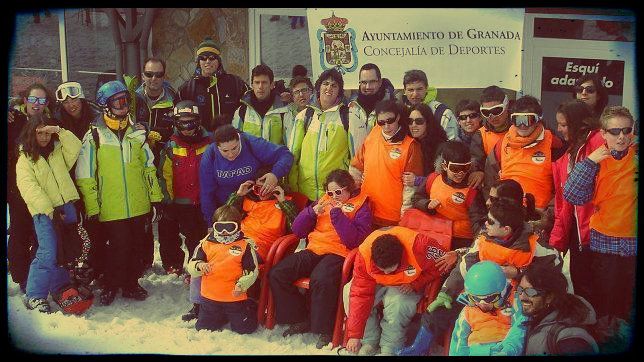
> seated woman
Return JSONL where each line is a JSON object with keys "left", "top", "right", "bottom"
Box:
{"left": 269, "top": 169, "right": 372, "bottom": 349}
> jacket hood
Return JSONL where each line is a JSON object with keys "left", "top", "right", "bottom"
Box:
{"left": 536, "top": 295, "right": 597, "bottom": 328}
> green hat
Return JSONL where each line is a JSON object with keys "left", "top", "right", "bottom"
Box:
{"left": 196, "top": 37, "right": 221, "bottom": 57}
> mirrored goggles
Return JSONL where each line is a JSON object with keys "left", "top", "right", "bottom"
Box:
{"left": 26, "top": 96, "right": 48, "bottom": 105}
{"left": 510, "top": 113, "right": 540, "bottom": 127}
{"left": 108, "top": 94, "right": 130, "bottom": 110}
{"left": 447, "top": 161, "right": 471, "bottom": 174}
{"left": 213, "top": 221, "right": 239, "bottom": 235}
{"left": 517, "top": 285, "right": 542, "bottom": 298}
{"left": 55, "top": 82, "right": 84, "bottom": 102}
{"left": 468, "top": 292, "right": 501, "bottom": 304}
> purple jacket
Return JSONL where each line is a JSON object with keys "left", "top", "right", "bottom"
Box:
{"left": 291, "top": 195, "right": 373, "bottom": 250}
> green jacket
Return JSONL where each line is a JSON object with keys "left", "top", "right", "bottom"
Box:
{"left": 16, "top": 129, "right": 81, "bottom": 216}
{"left": 75, "top": 115, "right": 163, "bottom": 221}
{"left": 232, "top": 91, "right": 289, "bottom": 145}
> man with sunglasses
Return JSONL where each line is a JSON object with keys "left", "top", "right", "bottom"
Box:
{"left": 347, "top": 63, "right": 395, "bottom": 136}
{"left": 53, "top": 81, "right": 101, "bottom": 142}
{"left": 75, "top": 80, "right": 164, "bottom": 306}
{"left": 484, "top": 95, "right": 565, "bottom": 209}
{"left": 134, "top": 57, "right": 179, "bottom": 167}
{"left": 350, "top": 100, "right": 423, "bottom": 227}
{"left": 397, "top": 69, "right": 459, "bottom": 141}
{"left": 179, "top": 37, "right": 249, "bottom": 132}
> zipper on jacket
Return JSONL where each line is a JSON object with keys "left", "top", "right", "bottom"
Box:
{"left": 118, "top": 129, "right": 131, "bottom": 218}
{"left": 314, "top": 113, "right": 323, "bottom": 199}
{"left": 44, "top": 156, "right": 66, "bottom": 204}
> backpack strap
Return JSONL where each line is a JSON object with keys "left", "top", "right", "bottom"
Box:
{"left": 90, "top": 127, "right": 100, "bottom": 183}
{"left": 304, "top": 107, "right": 315, "bottom": 131}
{"left": 339, "top": 104, "right": 350, "bottom": 132}
{"left": 238, "top": 103, "right": 247, "bottom": 130}
{"left": 433, "top": 102, "right": 448, "bottom": 124}
{"left": 546, "top": 324, "right": 567, "bottom": 355}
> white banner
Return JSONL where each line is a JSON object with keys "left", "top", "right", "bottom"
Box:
{"left": 306, "top": 8, "right": 525, "bottom": 90}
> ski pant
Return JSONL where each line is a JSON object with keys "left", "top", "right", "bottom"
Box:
{"left": 343, "top": 281, "right": 422, "bottom": 354}
{"left": 588, "top": 250, "right": 636, "bottom": 322}
{"left": 101, "top": 214, "right": 149, "bottom": 290}
{"left": 158, "top": 204, "right": 207, "bottom": 270}
{"left": 7, "top": 190, "right": 36, "bottom": 287}
{"left": 26, "top": 214, "right": 70, "bottom": 299}
{"left": 269, "top": 249, "right": 344, "bottom": 334}
{"left": 195, "top": 297, "right": 257, "bottom": 334}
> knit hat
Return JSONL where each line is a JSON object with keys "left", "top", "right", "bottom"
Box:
{"left": 196, "top": 37, "right": 221, "bottom": 57}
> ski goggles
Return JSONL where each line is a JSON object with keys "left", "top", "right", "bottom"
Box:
{"left": 26, "top": 96, "right": 48, "bottom": 105}
{"left": 510, "top": 113, "right": 540, "bottom": 127}
{"left": 517, "top": 285, "right": 542, "bottom": 298}
{"left": 480, "top": 96, "right": 509, "bottom": 118}
{"left": 574, "top": 85, "right": 596, "bottom": 94}
{"left": 326, "top": 187, "right": 347, "bottom": 197}
{"left": 213, "top": 221, "right": 239, "bottom": 235}
{"left": 175, "top": 119, "right": 199, "bottom": 132}
{"left": 447, "top": 161, "right": 471, "bottom": 174}
{"left": 377, "top": 116, "right": 397, "bottom": 126}
{"left": 408, "top": 117, "right": 426, "bottom": 126}
{"left": 55, "top": 81, "right": 84, "bottom": 102}
{"left": 468, "top": 292, "right": 501, "bottom": 304}
{"left": 604, "top": 127, "right": 633, "bottom": 136}
{"left": 108, "top": 93, "right": 130, "bottom": 110}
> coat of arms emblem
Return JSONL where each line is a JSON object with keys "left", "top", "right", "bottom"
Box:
{"left": 316, "top": 12, "right": 358, "bottom": 74}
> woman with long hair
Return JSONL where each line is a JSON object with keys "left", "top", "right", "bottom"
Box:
{"left": 572, "top": 75, "right": 609, "bottom": 117}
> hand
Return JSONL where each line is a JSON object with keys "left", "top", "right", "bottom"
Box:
{"left": 151, "top": 203, "right": 163, "bottom": 223}
{"left": 426, "top": 199, "right": 441, "bottom": 210}
{"left": 435, "top": 251, "right": 458, "bottom": 274}
{"left": 232, "top": 284, "right": 243, "bottom": 297}
{"left": 257, "top": 172, "right": 278, "bottom": 197}
{"left": 402, "top": 172, "right": 416, "bottom": 187}
{"left": 312, "top": 200, "right": 327, "bottom": 215}
{"left": 280, "top": 91, "right": 293, "bottom": 103}
{"left": 587, "top": 144, "right": 612, "bottom": 164}
{"left": 346, "top": 338, "right": 362, "bottom": 354}
{"left": 273, "top": 185, "right": 286, "bottom": 202}
{"left": 467, "top": 171, "right": 484, "bottom": 188}
{"left": 398, "top": 284, "right": 415, "bottom": 294}
{"left": 427, "top": 291, "right": 452, "bottom": 312}
{"left": 134, "top": 123, "right": 147, "bottom": 131}
{"left": 47, "top": 211, "right": 54, "bottom": 220}
{"left": 199, "top": 262, "right": 212, "bottom": 275}
{"left": 237, "top": 180, "right": 255, "bottom": 196}
{"left": 501, "top": 265, "right": 519, "bottom": 279}
{"left": 41, "top": 125, "right": 61, "bottom": 134}
{"left": 147, "top": 130, "right": 162, "bottom": 146}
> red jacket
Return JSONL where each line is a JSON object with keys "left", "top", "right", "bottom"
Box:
{"left": 346, "top": 230, "right": 444, "bottom": 339}
{"left": 549, "top": 130, "right": 604, "bottom": 252}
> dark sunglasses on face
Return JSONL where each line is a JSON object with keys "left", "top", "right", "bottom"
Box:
{"left": 480, "top": 105, "right": 505, "bottom": 118}
{"left": 26, "top": 96, "right": 48, "bottom": 105}
{"left": 468, "top": 292, "right": 501, "bottom": 304}
{"left": 574, "top": 85, "right": 596, "bottom": 94}
{"left": 407, "top": 117, "right": 426, "bottom": 126}
{"left": 143, "top": 71, "right": 165, "bottom": 78}
{"left": 377, "top": 117, "right": 397, "bottom": 126}
{"left": 458, "top": 112, "right": 480, "bottom": 121}
{"left": 604, "top": 127, "right": 633, "bottom": 136}
{"left": 213, "top": 221, "right": 239, "bottom": 234}
{"left": 326, "top": 187, "right": 346, "bottom": 197}
{"left": 485, "top": 216, "right": 498, "bottom": 226}
{"left": 447, "top": 161, "right": 471, "bottom": 174}
{"left": 198, "top": 55, "right": 218, "bottom": 62}
{"left": 488, "top": 195, "right": 499, "bottom": 204}
{"left": 510, "top": 113, "right": 540, "bottom": 127}
{"left": 517, "top": 285, "right": 542, "bottom": 298}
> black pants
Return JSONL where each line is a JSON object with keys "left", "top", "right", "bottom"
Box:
{"left": 195, "top": 297, "right": 257, "bottom": 334}
{"left": 101, "top": 214, "right": 149, "bottom": 290}
{"left": 569, "top": 248, "right": 594, "bottom": 305}
{"left": 420, "top": 301, "right": 465, "bottom": 339}
{"left": 140, "top": 216, "right": 155, "bottom": 275}
{"left": 85, "top": 217, "right": 107, "bottom": 278}
{"left": 588, "top": 250, "right": 636, "bottom": 322}
{"left": 269, "top": 249, "right": 344, "bottom": 334}
{"left": 7, "top": 190, "right": 36, "bottom": 287}
{"left": 158, "top": 204, "right": 207, "bottom": 269}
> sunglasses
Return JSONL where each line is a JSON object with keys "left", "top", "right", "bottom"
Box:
{"left": 109, "top": 94, "right": 130, "bottom": 110}
{"left": 458, "top": 112, "right": 480, "bottom": 121}
{"left": 485, "top": 216, "right": 499, "bottom": 226}
{"left": 604, "top": 127, "right": 633, "bottom": 136}
{"left": 326, "top": 187, "right": 347, "bottom": 197}
{"left": 377, "top": 117, "right": 397, "bottom": 126}
{"left": 517, "top": 285, "right": 542, "bottom": 298}
{"left": 26, "top": 96, "right": 48, "bottom": 105}
{"left": 292, "top": 87, "right": 311, "bottom": 96}
{"left": 447, "top": 161, "right": 471, "bottom": 174}
{"left": 488, "top": 195, "right": 499, "bottom": 204}
{"left": 408, "top": 117, "right": 426, "bottom": 126}
{"left": 143, "top": 71, "right": 165, "bottom": 78}
{"left": 510, "top": 113, "right": 540, "bottom": 128}
{"left": 213, "top": 221, "right": 239, "bottom": 234}
{"left": 574, "top": 85, "right": 596, "bottom": 94}
{"left": 55, "top": 82, "right": 83, "bottom": 102}
{"left": 468, "top": 292, "right": 501, "bottom": 304}
{"left": 198, "top": 55, "right": 218, "bottom": 62}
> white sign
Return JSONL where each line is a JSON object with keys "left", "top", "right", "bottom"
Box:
{"left": 307, "top": 8, "right": 525, "bottom": 90}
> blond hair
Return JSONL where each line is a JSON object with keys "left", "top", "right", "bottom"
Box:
{"left": 600, "top": 106, "right": 634, "bottom": 129}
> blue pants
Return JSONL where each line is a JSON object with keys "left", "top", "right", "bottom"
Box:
{"left": 195, "top": 297, "right": 257, "bottom": 334}
{"left": 26, "top": 214, "right": 70, "bottom": 299}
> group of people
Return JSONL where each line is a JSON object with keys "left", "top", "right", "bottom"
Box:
{"left": 6, "top": 35, "right": 636, "bottom": 356}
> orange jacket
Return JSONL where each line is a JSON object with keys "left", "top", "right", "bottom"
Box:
{"left": 477, "top": 234, "right": 538, "bottom": 269}
{"left": 307, "top": 192, "right": 369, "bottom": 257}
{"left": 241, "top": 197, "right": 289, "bottom": 261}
{"left": 590, "top": 145, "right": 637, "bottom": 237}
{"left": 426, "top": 172, "right": 477, "bottom": 238}
{"left": 462, "top": 302, "right": 513, "bottom": 346}
{"left": 359, "top": 226, "right": 422, "bottom": 285}
{"left": 200, "top": 238, "right": 250, "bottom": 302}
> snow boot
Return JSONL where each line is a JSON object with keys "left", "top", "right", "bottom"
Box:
{"left": 100, "top": 287, "right": 118, "bottom": 306}
{"left": 316, "top": 333, "right": 333, "bottom": 349}
{"left": 283, "top": 320, "right": 311, "bottom": 337}
{"left": 122, "top": 284, "right": 148, "bottom": 301}
{"left": 25, "top": 297, "right": 52, "bottom": 313}
{"left": 182, "top": 303, "right": 200, "bottom": 322}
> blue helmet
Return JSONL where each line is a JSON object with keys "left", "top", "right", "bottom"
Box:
{"left": 96, "top": 80, "right": 128, "bottom": 107}
{"left": 464, "top": 261, "right": 507, "bottom": 297}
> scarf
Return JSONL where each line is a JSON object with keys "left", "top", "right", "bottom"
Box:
{"left": 210, "top": 230, "right": 243, "bottom": 245}
{"left": 356, "top": 85, "right": 386, "bottom": 116}
{"left": 251, "top": 92, "right": 274, "bottom": 119}
{"left": 505, "top": 123, "right": 545, "bottom": 149}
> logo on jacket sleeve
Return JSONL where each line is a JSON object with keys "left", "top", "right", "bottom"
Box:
{"left": 532, "top": 151, "right": 546, "bottom": 164}
{"left": 404, "top": 265, "right": 417, "bottom": 276}
{"left": 451, "top": 192, "right": 466, "bottom": 204}
{"left": 228, "top": 245, "right": 243, "bottom": 256}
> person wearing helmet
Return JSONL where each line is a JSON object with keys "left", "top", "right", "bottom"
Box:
{"left": 397, "top": 200, "right": 564, "bottom": 356}
{"left": 53, "top": 81, "right": 101, "bottom": 141}
{"left": 74, "top": 80, "right": 163, "bottom": 306}
{"left": 157, "top": 100, "right": 212, "bottom": 277}
{"left": 448, "top": 260, "right": 527, "bottom": 355}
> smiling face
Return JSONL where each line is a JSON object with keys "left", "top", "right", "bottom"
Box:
{"left": 142, "top": 60, "right": 165, "bottom": 95}
{"left": 318, "top": 77, "right": 340, "bottom": 109}
{"left": 326, "top": 181, "right": 351, "bottom": 203}
{"left": 481, "top": 100, "right": 508, "bottom": 129}
{"left": 458, "top": 110, "right": 482, "bottom": 134}
{"left": 199, "top": 54, "right": 219, "bottom": 77}
{"left": 62, "top": 97, "right": 83, "bottom": 119}
{"left": 404, "top": 81, "right": 427, "bottom": 106}
{"left": 358, "top": 68, "right": 382, "bottom": 96}
{"left": 24, "top": 88, "right": 48, "bottom": 117}
{"left": 601, "top": 115, "right": 634, "bottom": 152}
{"left": 518, "top": 276, "right": 550, "bottom": 317}
{"left": 408, "top": 110, "right": 427, "bottom": 139}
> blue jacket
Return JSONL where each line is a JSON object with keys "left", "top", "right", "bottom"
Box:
{"left": 199, "top": 132, "right": 293, "bottom": 224}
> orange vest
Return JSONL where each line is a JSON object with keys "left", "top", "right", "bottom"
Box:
{"left": 359, "top": 226, "right": 421, "bottom": 286}
{"left": 200, "top": 238, "right": 249, "bottom": 302}
{"left": 427, "top": 174, "right": 475, "bottom": 238}
{"left": 241, "top": 197, "right": 289, "bottom": 261}
{"left": 463, "top": 294, "right": 516, "bottom": 345}
{"left": 500, "top": 127, "right": 554, "bottom": 209}
{"left": 361, "top": 132, "right": 416, "bottom": 223}
{"left": 307, "top": 192, "right": 369, "bottom": 257}
{"left": 479, "top": 127, "right": 507, "bottom": 156}
{"left": 589, "top": 145, "right": 638, "bottom": 237}
{"left": 476, "top": 234, "right": 538, "bottom": 269}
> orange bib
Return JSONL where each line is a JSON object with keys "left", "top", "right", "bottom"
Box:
{"left": 463, "top": 301, "right": 513, "bottom": 345}
{"left": 359, "top": 226, "right": 421, "bottom": 286}
{"left": 479, "top": 127, "right": 507, "bottom": 156}
{"left": 241, "top": 197, "right": 289, "bottom": 261}
{"left": 200, "top": 238, "right": 249, "bottom": 302}
{"left": 428, "top": 174, "right": 475, "bottom": 238}
{"left": 476, "top": 234, "right": 538, "bottom": 269}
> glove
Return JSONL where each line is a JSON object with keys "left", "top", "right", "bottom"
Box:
{"left": 151, "top": 203, "right": 163, "bottom": 223}
{"left": 396, "top": 325, "right": 434, "bottom": 356}
{"left": 427, "top": 291, "right": 453, "bottom": 312}
{"left": 147, "top": 130, "right": 162, "bottom": 146}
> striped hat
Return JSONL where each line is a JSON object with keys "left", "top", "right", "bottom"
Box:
{"left": 196, "top": 37, "right": 221, "bottom": 57}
